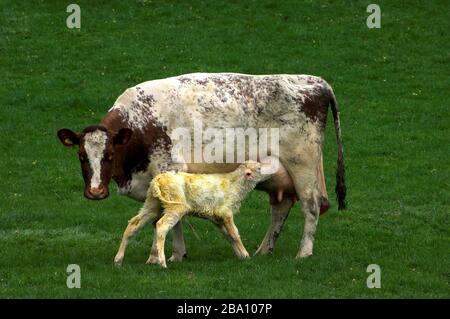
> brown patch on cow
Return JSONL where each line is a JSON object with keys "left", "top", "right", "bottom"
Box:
{"left": 297, "top": 89, "right": 330, "bottom": 126}
{"left": 178, "top": 76, "right": 191, "bottom": 84}
{"left": 195, "top": 79, "right": 208, "bottom": 86}
{"left": 99, "top": 109, "right": 172, "bottom": 189}
{"left": 136, "top": 87, "right": 156, "bottom": 107}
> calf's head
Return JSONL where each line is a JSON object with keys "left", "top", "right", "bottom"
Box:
{"left": 57, "top": 125, "right": 132, "bottom": 200}
{"left": 241, "top": 161, "right": 272, "bottom": 184}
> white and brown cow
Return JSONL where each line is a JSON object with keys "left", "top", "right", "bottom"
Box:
{"left": 57, "top": 72, "right": 346, "bottom": 260}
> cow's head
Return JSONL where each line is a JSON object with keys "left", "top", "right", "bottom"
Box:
{"left": 57, "top": 125, "right": 132, "bottom": 200}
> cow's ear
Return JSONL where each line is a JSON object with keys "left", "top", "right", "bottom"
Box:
{"left": 114, "top": 128, "right": 132, "bottom": 145}
{"left": 57, "top": 129, "right": 80, "bottom": 147}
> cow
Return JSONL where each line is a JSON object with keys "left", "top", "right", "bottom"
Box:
{"left": 57, "top": 72, "right": 346, "bottom": 261}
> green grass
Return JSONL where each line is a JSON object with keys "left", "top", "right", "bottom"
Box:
{"left": 0, "top": 0, "right": 448, "bottom": 298}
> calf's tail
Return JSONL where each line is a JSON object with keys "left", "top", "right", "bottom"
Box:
{"left": 150, "top": 179, "right": 184, "bottom": 206}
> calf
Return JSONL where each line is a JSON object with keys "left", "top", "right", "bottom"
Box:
{"left": 114, "top": 161, "right": 270, "bottom": 267}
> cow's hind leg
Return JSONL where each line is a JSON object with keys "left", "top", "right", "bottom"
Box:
{"left": 287, "top": 161, "right": 322, "bottom": 258}
{"left": 114, "top": 197, "right": 161, "bottom": 265}
{"left": 254, "top": 197, "right": 294, "bottom": 256}
{"left": 297, "top": 193, "right": 321, "bottom": 258}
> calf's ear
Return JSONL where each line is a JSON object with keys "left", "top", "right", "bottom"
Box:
{"left": 113, "top": 128, "right": 133, "bottom": 145}
{"left": 57, "top": 129, "right": 80, "bottom": 147}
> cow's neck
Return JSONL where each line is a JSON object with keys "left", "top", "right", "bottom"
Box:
{"left": 100, "top": 110, "right": 150, "bottom": 190}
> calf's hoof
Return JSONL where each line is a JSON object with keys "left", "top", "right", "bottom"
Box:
{"left": 238, "top": 251, "right": 250, "bottom": 259}
{"left": 114, "top": 254, "right": 124, "bottom": 266}
{"left": 146, "top": 256, "right": 167, "bottom": 268}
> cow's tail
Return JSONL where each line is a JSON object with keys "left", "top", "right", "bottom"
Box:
{"left": 329, "top": 88, "right": 347, "bottom": 210}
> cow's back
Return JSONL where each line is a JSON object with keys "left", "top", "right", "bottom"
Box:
{"left": 109, "top": 73, "right": 331, "bottom": 132}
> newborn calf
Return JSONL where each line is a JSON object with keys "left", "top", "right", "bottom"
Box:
{"left": 114, "top": 161, "right": 270, "bottom": 267}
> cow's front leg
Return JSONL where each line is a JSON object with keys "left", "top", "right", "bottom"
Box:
{"left": 255, "top": 197, "right": 294, "bottom": 256}
{"left": 168, "top": 221, "right": 187, "bottom": 262}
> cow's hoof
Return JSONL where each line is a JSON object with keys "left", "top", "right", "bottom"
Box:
{"left": 254, "top": 245, "right": 273, "bottom": 256}
{"left": 296, "top": 251, "right": 313, "bottom": 259}
{"left": 168, "top": 253, "right": 187, "bottom": 262}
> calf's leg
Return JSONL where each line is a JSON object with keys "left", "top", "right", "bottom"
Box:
{"left": 216, "top": 212, "right": 249, "bottom": 259}
{"left": 145, "top": 222, "right": 159, "bottom": 264}
{"left": 114, "top": 198, "right": 161, "bottom": 265}
{"left": 147, "top": 209, "right": 183, "bottom": 268}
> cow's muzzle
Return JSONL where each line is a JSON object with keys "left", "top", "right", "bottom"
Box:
{"left": 85, "top": 187, "right": 109, "bottom": 200}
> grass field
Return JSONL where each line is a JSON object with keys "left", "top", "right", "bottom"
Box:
{"left": 0, "top": 0, "right": 448, "bottom": 298}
